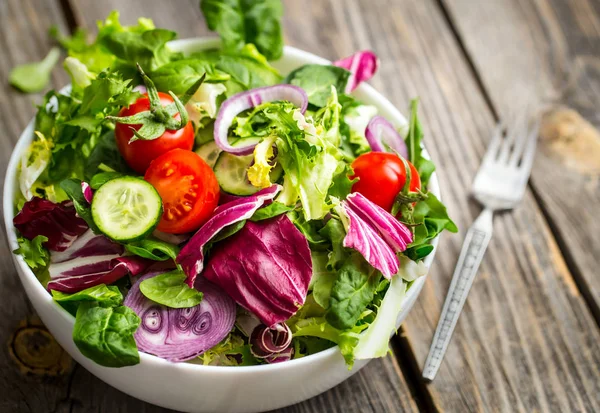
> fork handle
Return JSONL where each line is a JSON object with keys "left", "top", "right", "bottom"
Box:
{"left": 422, "top": 208, "right": 494, "bottom": 381}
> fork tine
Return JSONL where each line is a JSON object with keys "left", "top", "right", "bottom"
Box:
{"left": 483, "top": 121, "right": 504, "bottom": 163}
{"left": 516, "top": 119, "right": 539, "bottom": 174}
{"left": 498, "top": 106, "right": 529, "bottom": 164}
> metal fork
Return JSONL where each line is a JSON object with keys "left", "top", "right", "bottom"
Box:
{"left": 422, "top": 110, "right": 540, "bottom": 381}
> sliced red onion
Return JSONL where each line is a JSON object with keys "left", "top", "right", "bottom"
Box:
{"left": 47, "top": 256, "right": 150, "bottom": 293}
{"left": 249, "top": 323, "right": 293, "bottom": 359}
{"left": 342, "top": 206, "right": 399, "bottom": 278}
{"left": 81, "top": 181, "right": 93, "bottom": 203}
{"left": 345, "top": 192, "right": 412, "bottom": 252}
{"left": 13, "top": 197, "right": 88, "bottom": 252}
{"left": 333, "top": 50, "right": 379, "bottom": 93}
{"left": 177, "top": 185, "right": 282, "bottom": 287}
{"left": 50, "top": 229, "right": 123, "bottom": 264}
{"left": 365, "top": 115, "right": 408, "bottom": 158}
{"left": 214, "top": 85, "right": 308, "bottom": 156}
{"left": 124, "top": 272, "right": 236, "bottom": 362}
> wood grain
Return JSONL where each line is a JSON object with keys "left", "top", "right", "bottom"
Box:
{"left": 1, "top": 0, "right": 599, "bottom": 412}
{"left": 441, "top": 0, "right": 600, "bottom": 320}
{"left": 0, "top": 1, "right": 77, "bottom": 412}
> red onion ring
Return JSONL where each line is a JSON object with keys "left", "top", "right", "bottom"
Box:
{"left": 365, "top": 115, "right": 409, "bottom": 158}
{"left": 124, "top": 272, "right": 236, "bottom": 362}
{"left": 213, "top": 85, "right": 308, "bottom": 156}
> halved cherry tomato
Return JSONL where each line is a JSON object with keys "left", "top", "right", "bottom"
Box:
{"left": 115, "top": 92, "right": 194, "bottom": 174}
{"left": 144, "top": 149, "right": 220, "bottom": 234}
{"left": 351, "top": 152, "right": 421, "bottom": 212}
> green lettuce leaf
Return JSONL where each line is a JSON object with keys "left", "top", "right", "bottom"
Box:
{"left": 14, "top": 235, "right": 49, "bottom": 271}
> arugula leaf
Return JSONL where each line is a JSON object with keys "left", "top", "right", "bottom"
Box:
{"left": 405, "top": 99, "right": 435, "bottom": 187}
{"left": 72, "top": 302, "right": 140, "bottom": 367}
{"left": 14, "top": 235, "right": 49, "bottom": 270}
{"left": 9, "top": 48, "right": 60, "bottom": 93}
{"left": 326, "top": 254, "right": 380, "bottom": 330}
{"left": 85, "top": 131, "right": 133, "bottom": 180}
{"left": 404, "top": 192, "right": 457, "bottom": 260}
{"left": 318, "top": 218, "right": 346, "bottom": 271}
{"left": 52, "top": 284, "right": 123, "bottom": 316}
{"left": 250, "top": 202, "right": 294, "bottom": 221}
{"left": 125, "top": 238, "right": 180, "bottom": 261}
{"left": 284, "top": 64, "right": 350, "bottom": 107}
{"left": 59, "top": 178, "right": 99, "bottom": 233}
{"left": 139, "top": 271, "right": 203, "bottom": 309}
{"left": 200, "top": 0, "right": 284, "bottom": 60}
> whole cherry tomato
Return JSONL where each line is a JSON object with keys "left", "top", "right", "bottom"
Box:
{"left": 115, "top": 92, "right": 194, "bottom": 174}
{"left": 351, "top": 152, "right": 421, "bottom": 211}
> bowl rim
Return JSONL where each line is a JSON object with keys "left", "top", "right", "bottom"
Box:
{"left": 2, "top": 37, "right": 440, "bottom": 373}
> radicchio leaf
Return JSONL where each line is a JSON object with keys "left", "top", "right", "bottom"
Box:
{"left": 202, "top": 215, "right": 312, "bottom": 326}
{"left": 177, "top": 185, "right": 282, "bottom": 287}
{"left": 46, "top": 229, "right": 150, "bottom": 293}
{"left": 13, "top": 197, "right": 87, "bottom": 252}
{"left": 333, "top": 50, "right": 379, "bottom": 93}
{"left": 47, "top": 255, "right": 150, "bottom": 293}
{"left": 81, "top": 181, "right": 93, "bottom": 203}
{"left": 123, "top": 272, "right": 236, "bottom": 362}
{"left": 341, "top": 192, "right": 413, "bottom": 279}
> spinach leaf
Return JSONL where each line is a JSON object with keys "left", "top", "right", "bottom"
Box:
{"left": 14, "top": 235, "right": 49, "bottom": 271}
{"left": 90, "top": 172, "right": 123, "bottom": 189}
{"left": 139, "top": 271, "right": 203, "bottom": 308}
{"left": 100, "top": 29, "right": 181, "bottom": 72}
{"left": 125, "top": 239, "right": 180, "bottom": 261}
{"left": 59, "top": 178, "right": 99, "bottom": 233}
{"left": 72, "top": 303, "right": 140, "bottom": 367}
{"left": 200, "top": 0, "right": 284, "bottom": 60}
{"left": 151, "top": 59, "right": 229, "bottom": 95}
{"left": 9, "top": 48, "right": 60, "bottom": 93}
{"left": 250, "top": 202, "right": 294, "bottom": 221}
{"left": 284, "top": 64, "right": 350, "bottom": 107}
{"left": 217, "top": 54, "right": 281, "bottom": 93}
{"left": 52, "top": 284, "right": 123, "bottom": 316}
{"left": 326, "top": 254, "right": 380, "bottom": 330}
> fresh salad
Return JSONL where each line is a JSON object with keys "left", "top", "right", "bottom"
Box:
{"left": 9, "top": 1, "right": 456, "bottom": 368}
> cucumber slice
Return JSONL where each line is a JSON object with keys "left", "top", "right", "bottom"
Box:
{"left": 91, "top": 177, "right": 162, "bottom": 242}
{"left": 214, "top": 137, "right": 283, "bottom": 195}
{"left": 194, "top": 141, "right": 221, "bottom": 169}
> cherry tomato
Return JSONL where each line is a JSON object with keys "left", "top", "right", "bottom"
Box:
{"left": 144, "top": 149, "right": 220, "bottom": 234}
{"left": 115, "top": 92, "right": 194, "bottom": 174}
{"left": 350, "top": 152, "right": 421, "bottom": 211}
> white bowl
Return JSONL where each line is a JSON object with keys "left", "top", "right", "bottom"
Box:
{"left": 3, "top": 38, "right": 440, "bottom": 413}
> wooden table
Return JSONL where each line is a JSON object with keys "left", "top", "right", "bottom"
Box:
{"left": 1, "top": 0, "right": 599, "bottom": 412}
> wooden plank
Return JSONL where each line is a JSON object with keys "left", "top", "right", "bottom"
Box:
{"left": 320, "top": 0, "right": 600, "bottom": 411}
{"left": 0, "top": 1, "right": 77, "bottom": 412}
{"left": 56, "top": 1, "right": 422, "bottom": 412}
{"left": 440, "top": 0, "right": 600, "bottom": 319}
